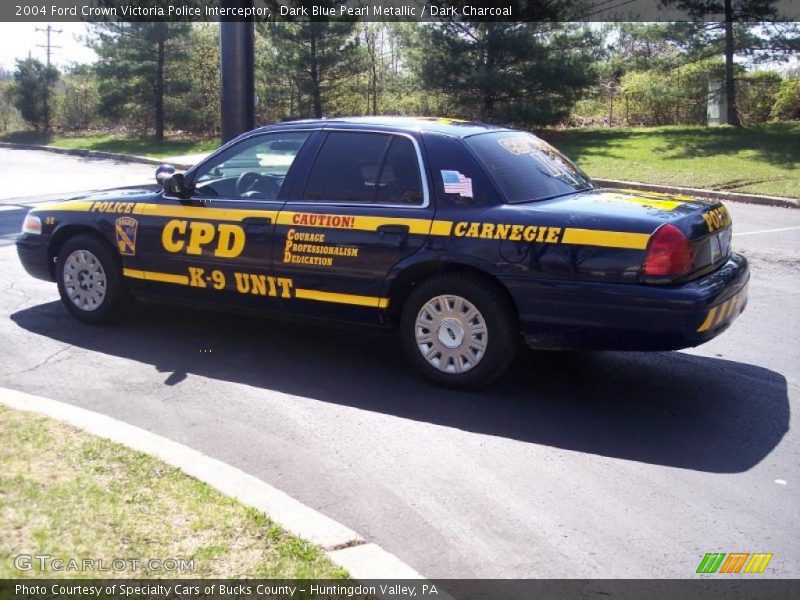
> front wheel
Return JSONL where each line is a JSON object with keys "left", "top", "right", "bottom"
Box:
{"left": 400, "top": 273, "right": 518, "bottom": 389}
{"left": 56, "top": 234, "right": 130, "bottom": 324}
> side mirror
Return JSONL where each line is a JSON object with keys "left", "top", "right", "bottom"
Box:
{"left": 165, "top": 173, "right": 189, "bottom": 197}
{"left": 155, "top": 163, "right": 176, "bottom": 187}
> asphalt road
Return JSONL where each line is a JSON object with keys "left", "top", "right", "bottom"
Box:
{"left": 1, "top": 148, "right": 798, "bottom": 578}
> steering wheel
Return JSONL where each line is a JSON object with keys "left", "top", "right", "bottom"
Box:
{"left": 235, "top": 172, "right": 281, "bottom": 199}
{"left": 235, "top": 172, "right": 264, "bottom": 196}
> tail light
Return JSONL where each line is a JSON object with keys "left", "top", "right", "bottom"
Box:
{"left": 643, "top": 224, "right": 694, "bottom": 278}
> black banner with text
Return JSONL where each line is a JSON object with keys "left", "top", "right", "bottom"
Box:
{"left": 3, "top": 579, "right": 800, "bottom": 600}
{"left": 4, "top": 0, "right": 800, "bottom": 23}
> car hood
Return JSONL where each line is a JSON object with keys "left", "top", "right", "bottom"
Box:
{"left": 31, "top": 185, "right": 160, "bottom": 211}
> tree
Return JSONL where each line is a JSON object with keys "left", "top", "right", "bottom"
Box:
{"left": 407, "top": 23, "right": 600, "bottom": 126}
{"left": 262, "top": 20, "right": 363, "bottom": 119}
{"left": 56, "top": 64, "right": 100, "bottom": 131}
{"left": 12, "top": 58, "right": 59, "bottom": 130}
{"left": 169, "top": 24, "right": 221, "bottom": 135}
{"left": 90, "top": 22, "right": 190, "bottom": 140}
{"left": 660, "top": 1, "right": 787, "bottom": 127}
{"left": 361, "top": 23, "right": 383, "bottom": 115}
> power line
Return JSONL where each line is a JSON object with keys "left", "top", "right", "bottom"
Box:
{"left": 36, "top": 24, "right": 62, "bottom": 68}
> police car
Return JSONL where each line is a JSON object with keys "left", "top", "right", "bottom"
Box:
{"left": 17, "top": 117, "right": 748, "bottom": 387}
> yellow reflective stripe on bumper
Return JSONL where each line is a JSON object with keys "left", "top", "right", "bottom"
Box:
{"left": 294, "top": 288, "right": 389, "bottom": 308}
{"left": 696, "top": 307, "right": 718, "bottom": 333}
{"left": 697, "top": 291, "right": 745, "bottom": 333}
{"left": 561, "top": 228, "right": 651, "bottom": 250}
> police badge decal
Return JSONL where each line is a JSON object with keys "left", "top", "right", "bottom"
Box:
{"left": 115, "top": 216, "right": 138, "bottom": 256}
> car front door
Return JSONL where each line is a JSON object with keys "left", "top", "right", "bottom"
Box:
{"left": 132, "top": 130, "right": 312, "bottom": 310}
{"left": 274, "top": 129, "right": 433, "bottom": 322}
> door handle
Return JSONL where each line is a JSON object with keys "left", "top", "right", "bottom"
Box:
{"left": 377, "top": 224, "right": 409, "bottom": 248}
{"left": 242, "top": 217, "right": 272, "bottom": 234}
{"left": 377, "top": 224, "right": 409, "bottom": 236}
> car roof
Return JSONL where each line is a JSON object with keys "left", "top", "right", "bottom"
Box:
{"left": 256, "top": 116, "right": 513, "bottom": 138}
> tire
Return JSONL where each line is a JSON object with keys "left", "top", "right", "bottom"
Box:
{"left": 56, "top": 234, "right": 130, "bottom": 324}
{"left": 400, "top": 272, "right": 519, "bottom": 389}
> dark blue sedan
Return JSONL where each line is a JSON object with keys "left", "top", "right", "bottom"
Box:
{"left": 17, "top": 117, "right": 748, "bottom": 387}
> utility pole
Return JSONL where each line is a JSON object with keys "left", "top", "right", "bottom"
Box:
{"left": 220, "top": 0, "right": 255, "bottom": 143}
{"left": 35, "top": 24, "right": 61, "bottom": 132}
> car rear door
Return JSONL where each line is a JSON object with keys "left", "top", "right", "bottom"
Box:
{"left": 274, "top": 129, "right": 433, "bottom": 322}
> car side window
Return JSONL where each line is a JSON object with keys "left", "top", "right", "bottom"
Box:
{"left": 375, "top": 137, "right": 423, "bottom": 205}
{"left": 302, "top": 132, "right": 424, "bottom": 205}
{"left": 423, "top": 132, "right": 500, "bottom": 207}
{"left": 192, "top": 131, "right": 310, "bottom": 200}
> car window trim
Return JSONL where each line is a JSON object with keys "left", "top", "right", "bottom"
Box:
{"left": 163, "top": 128, "right": 320, "bottom": 204}
{"left": 290, "top": 129, "right": 430, "bottom": 210}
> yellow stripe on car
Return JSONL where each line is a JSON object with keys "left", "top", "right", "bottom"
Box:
{"left": 696, "top": 307, "right": 719, "bottom": 333}
{"left": 561, "top": 228, "right": 651, "bottom": 250}
{"left": 294, "top": 288, "right": 390, "bottom": 308}
{"left": 37, "top": 202, "right": 655, "bottom": 251}
{"left": 138, "top": 204, "right": 279, "bottom": 222}
{"left": 618, "top": 188, "right": 698, "bottom": 203}
{"left": 600, "top": 192, "right": 687, "bottom": 211}
{"left": 122, "top": 268, "right": 389, "bottom": 308}
{"left": 122, "top": 268, "right": 190, "bottom": 285}
{"left": 276, "top": 211, "right": 433, "bottom": 235}
{"left": 32, "top": 200, "right": 96, "bottom": 213}
{"left": 429, "top": 220, "right": 454, "bottom": 236}
{"left": 697, "top": 291, "right": 745, "bottom": 332}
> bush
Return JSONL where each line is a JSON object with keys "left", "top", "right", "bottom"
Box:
{"left": 0, "top": 81, "right": 25, "bottom": 132}
{"left": 56, "top": 70, "right": 101, "bottom": 131}
{"left": 771, "top": 78, "right": 800, "bottom": 121}
{"left": 737, "top": 71, "right": 782, "bottom": 125}
{"left": 601, "top": 59, "right": 727, "bottom": 126}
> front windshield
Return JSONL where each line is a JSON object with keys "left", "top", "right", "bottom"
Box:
{"left": 465, "top": 132, "right": 592, "bottom": 203}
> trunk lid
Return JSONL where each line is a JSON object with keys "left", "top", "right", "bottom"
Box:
{"left": 528, "top": 188, "right": 733, "bottom": 279}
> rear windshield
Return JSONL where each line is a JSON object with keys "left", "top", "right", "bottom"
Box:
{"left": 465, "top": 132, "right": 592, "bottom": 203}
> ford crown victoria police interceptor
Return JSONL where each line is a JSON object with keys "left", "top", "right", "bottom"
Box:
{"left": 17, "top": 117, "right": 748, "bottom": 387}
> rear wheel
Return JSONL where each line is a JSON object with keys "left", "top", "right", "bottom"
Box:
{"left": 56, "top": 234, "right": 129, "bottom": 324}
{"left": 400, "top": 273, "right": 518, "bottom": 388}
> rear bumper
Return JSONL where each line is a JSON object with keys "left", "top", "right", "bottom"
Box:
{"left": 501, "top": 253, "right": 749, "bottom": 351}
{"left": 16, "top": 234, "right": 54, "bottom": 282}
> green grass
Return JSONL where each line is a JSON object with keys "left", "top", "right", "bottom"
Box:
{"left": 541, "top": 122, "right": 800, "bottom": 199}
{"left": 0, "top": 131, "right": 217, "bottom": 159}
{"left": 0, "top": 406, "right": 348, "bottom": 579}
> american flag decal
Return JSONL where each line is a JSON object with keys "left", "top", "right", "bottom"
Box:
{"left": 441, "top": 170, "right": 473, "bottom": 198}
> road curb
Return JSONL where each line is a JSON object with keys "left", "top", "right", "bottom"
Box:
{"left": 0, "top": 386, "right": 425, "bottom": 580}
{"left": 594, "top": 178, "right": 799, "bottom": 209}
{"left": 0, "top": 142, "right": 194, "bottom": 170}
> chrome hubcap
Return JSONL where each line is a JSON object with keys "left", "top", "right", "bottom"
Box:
{"left": 63, "top": 249, "right": 107, "bottom": 312}
{"left": 415, "top": 295, "right": 488, "bottom": 374}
